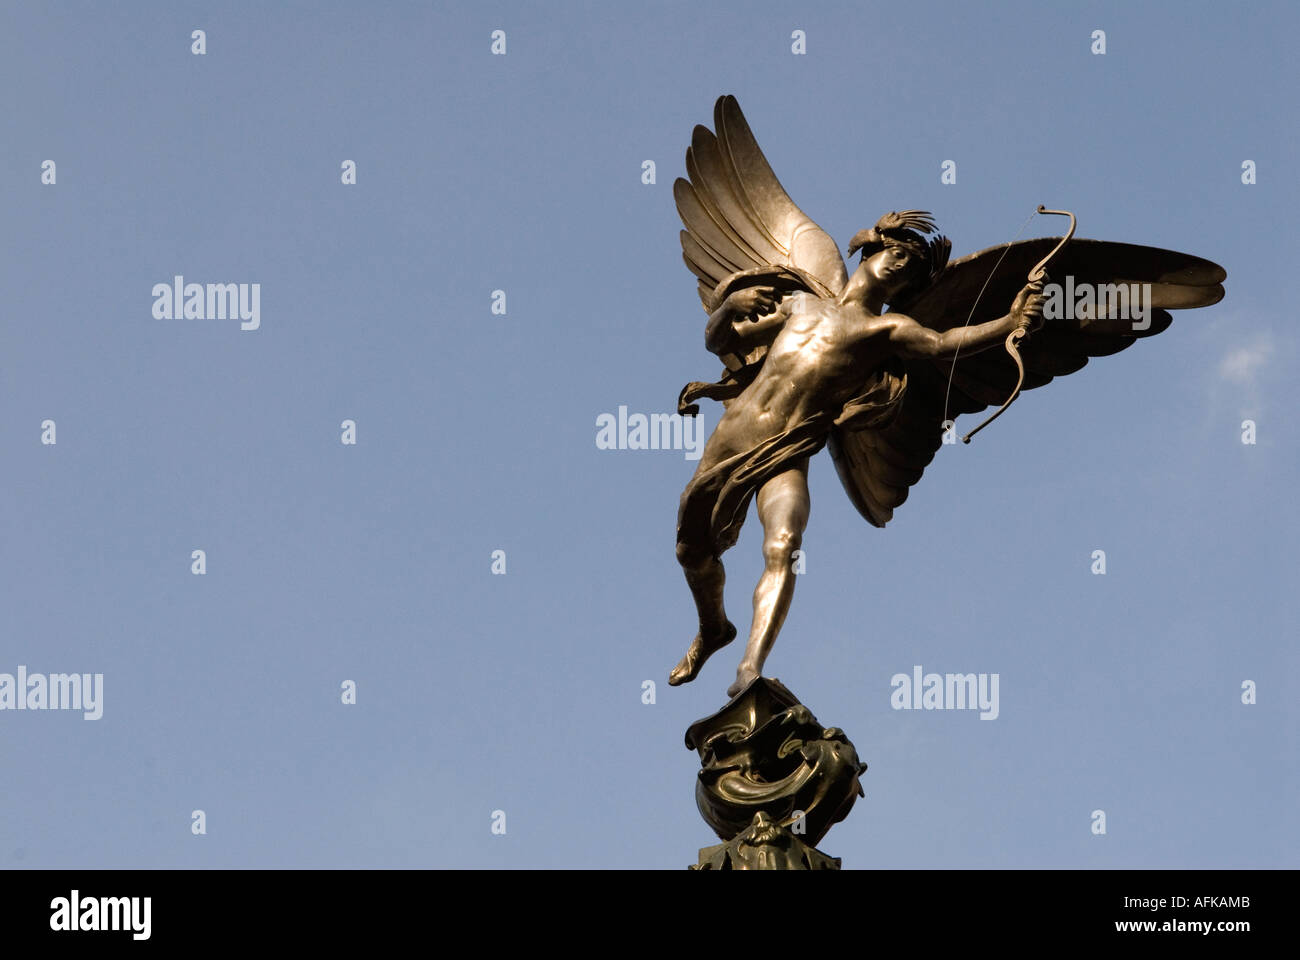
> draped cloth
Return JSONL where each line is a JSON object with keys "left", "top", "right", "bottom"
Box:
{"left": 676, "top": 358, "right": 908, "bottom": 558}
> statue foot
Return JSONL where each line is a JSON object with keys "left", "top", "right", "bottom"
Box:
{"left": 669, "top": 621, "right": 737, "bottom": 686}
{"left": 727, "top": 665, "right": 760, "bottom": 699}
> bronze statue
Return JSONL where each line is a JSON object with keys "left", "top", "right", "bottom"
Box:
{"left": 668, "top": 95, "right": 1226, "bottom": 699}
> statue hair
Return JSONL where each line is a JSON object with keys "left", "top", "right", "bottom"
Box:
{"left": 846, "top": 210, "right": 952, "bottom": 306}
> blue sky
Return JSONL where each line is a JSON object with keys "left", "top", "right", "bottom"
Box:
{"left": 1, "top": 0, "right": 1295, "bottom": 868}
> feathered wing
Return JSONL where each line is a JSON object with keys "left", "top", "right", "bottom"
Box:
{"left": 828, "top": 237, "right": 1227, "bottom": 527}
{"left": 676, "top": 94, "right": 847, "bottom": 372}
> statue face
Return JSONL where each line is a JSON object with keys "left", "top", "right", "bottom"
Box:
{"left": 863, "top": 245, "right": 923, "bottom": 298}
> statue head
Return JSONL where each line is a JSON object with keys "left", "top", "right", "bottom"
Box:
{"left": 847, "top": 211, "right": 951, "bottom": 306}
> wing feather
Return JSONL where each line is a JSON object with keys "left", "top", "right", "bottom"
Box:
{"left": 689, "top": 127, "right": 788, "bottom": 267}
{"left": 684, "top": 145, "right": 771, "bottom": 266}
{"left": 681, "top": 231, "right": 731, "bottom": 284}
{"left": 714, "top": 96, "right": 848, "bottom": 294}
{"left": 676, "top": 96, "right": 848, "bottom": 317}
{"left": 674, "top": 179, "right": 749, "bottom": 276}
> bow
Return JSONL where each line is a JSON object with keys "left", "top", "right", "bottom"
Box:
{"left": 959, "top": 205, "right": 1076, "bottom": 444}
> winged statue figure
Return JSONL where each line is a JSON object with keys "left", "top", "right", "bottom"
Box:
{"left": 668, "top": 95, "right": 1226, "bottom": 698}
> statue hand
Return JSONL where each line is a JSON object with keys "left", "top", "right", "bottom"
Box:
{"left": 1010, "top": 278, "right": 1045, "bottom": 333}
{"left": 725, "top": 285, "right": 778, "bottom": 322}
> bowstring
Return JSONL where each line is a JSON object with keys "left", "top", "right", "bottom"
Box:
{"left": 941, "top": 208, "right": 1039, "bottom": 429}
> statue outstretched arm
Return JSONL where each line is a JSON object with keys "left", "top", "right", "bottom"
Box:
{"left": 887, "top": 280, "right": 1045, "bottom": 360}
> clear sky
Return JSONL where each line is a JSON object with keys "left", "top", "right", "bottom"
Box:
{"left": 2, "top": 0, "right": 1295, "bottom": 869}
